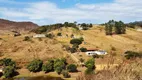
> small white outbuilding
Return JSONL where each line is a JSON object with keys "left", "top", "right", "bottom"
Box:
{"left": 86, "top": 50, "right": 107, "bottom": 56}
{"left": 33, "top": 34, "right": 46, "bottom": 38}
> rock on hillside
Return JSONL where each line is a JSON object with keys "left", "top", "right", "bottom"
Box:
{"left": 0, "top": 18, "right": 39, "bottom": 31}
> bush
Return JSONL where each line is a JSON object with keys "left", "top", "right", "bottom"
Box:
{"left": 27, "top": 59, "right": 43, "bottom": 72}
{"left": 70, "top": 47, "right": 77, "bottom": 53}
{"left": 57, "top": 33, "right": 62, "bottom": 36}
{"left": 79, "top": 58, "right": 84, "bottom": 63}
{"left": 72, "top": 44, "right": 79, "bottom": 49}
{"left": 92, "top": 54, "right": 100, "bottom": 58}
{"left": 85, "top": 68, "right": 94, "bottom": 74}
{"left": 34, "top": 26, "right": 47, "bottom": 34}
{"left": 85, "top": 58, "right": 95, "bottom": 74}
{"left": 23, "top": 36, "right": 31, "bottom": 41}
{"left": 46, "top": 33, "right": 54, "bottom": 39}
{"left": 62, "top": 45, "right": 71, "bottom": 52}
{"left": 79, "top": 37, "right": 84, "bottom": 42}
{"left": 54, "top": 59, "right": 65, "bottom": 74}
{"left": 85, "top": 58, "right": 95, "bottom": 69}
{"left": 124, "top": 51, "right": 142, "bottom": 59}
{"left": 42, "top": 61, "right": 54, "bottom": 72}
{"left": 3, "top": 66, "right": 15, "bottom": 78}
{"left": 67, "top": 64, "right": 77, "bottom": 72}
{"left": 1, "top": 58, "right": 16, "bottom": 68}
{"left": 55, "top": 67, "right": 62, "bottom": 74}
{"left": 60, "top": 58, "right": 67, "bottom": 65}
{"left": 70, "top": 38, "right": 83, "bottom": 45}
{"left": 62, "top": 70, "right": 70, "bottom": 78}
{"left": 111, "top": 46, "right": 116, "bottom": 51}
{"left": 80, "top": 47, "right": 87, "bottom": 52}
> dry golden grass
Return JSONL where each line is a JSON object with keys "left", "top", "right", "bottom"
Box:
{"left": 53, "top": 26, "right": 142, "bottom": 64}
{"left": 0, "top": 32, "right": 70, "bottom": 64}
{"left": 76, "top": 58, "right": 142, "bottom": 80}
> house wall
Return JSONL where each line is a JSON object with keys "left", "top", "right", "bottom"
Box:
{"left": 33, "top": 34, "right": 46, "bottom": 38}
{"left": 86, "top": 51, "right": 107, "bottom": 56}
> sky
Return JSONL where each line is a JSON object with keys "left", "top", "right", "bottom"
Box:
{"left": 0, "top": 0, "right": 142, "bottom": 25}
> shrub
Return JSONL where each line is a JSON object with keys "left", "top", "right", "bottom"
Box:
{"left": 111, "top": 46, "right": 116, "bottom": 51}
{"left": 34, "top": 26, "right": 47, "bottom": 34}
{"left": 79, "top": 37, "right": 84, "bottom": 42}
{"left": 92, "top": 54, "right": 100, "bottom": 58}
{"left": 1, "top": 58, "right": 16, "bottom": 68}
{"left": 42, "top": 61, "right": 54, "bottom": 72}
{"left": 62, "top": 70, "right": 70, "bottom": 78}
{"left": 0, "top": 38, "right": 2, "bottom": 40}
{"left": 70, "top": 38, "right": 82, "bottom": 45}
{"left": 23, "top": 36, "right": 31, "bottom": 41}
{"left": 124, "top": 51, "right": 142, "bottom": 59}
{"left": 62, "top": 45, "right": 71, "bottom": 52}
{"left": 27, "top": 59, "right": 43, "bottom": 72}
{"left": 85, "top": 68, "right": 94, "bottom": 74}
{"left": 54, "top": 59, "right": 65, "bottom": 74}
{"left": 80, "top": 47, "right": 87, "bottom": 52}
{"left": 72, "top": 44, "right": 79, "bottom": 49}
{"left": 57, "top": 33, "right": 62, "bottom": 36}
{"left": 85, "top": 58, "right": 95, "bottom": 74}
{"left": 46, "top": 33, "right": 54, "bottom": 39}
{"left": 55, "top": 67, "right": 62, "bottom": 74}
{"left": 3, "top": 66, "right": 15, "bottom": 78}
{"left": 85, "top": 58, "right": 95, "bottom": 69}
{"left": 38, "top": 38, "right": 42, "bottom": 41}
{"left": 67, "top": 64, "right": 77, "bottom": 72}
{"left": 70, "top": 47, "right": 77, "bottom": 53}
{"left": 60, "top": 58, "right": 67, "bottom": 65}
{"left": 79, "top": 58, "right": 84, "bottom": 63}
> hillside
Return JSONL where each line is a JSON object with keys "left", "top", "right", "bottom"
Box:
{"left": 0, "top": 34, "right": 74, "bottom": 66}
{"left": 0, "top": 25, "right": 142, "bottom": 79}
{"left": 52, "top": 25, "right": 142, "bottom": 64}
{"left": 0, "top": 18, "right": 39, "bottom": 31}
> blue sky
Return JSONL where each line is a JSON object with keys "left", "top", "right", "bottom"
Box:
{"left": 0, "top": 0, "right": 142, "bottom": 25}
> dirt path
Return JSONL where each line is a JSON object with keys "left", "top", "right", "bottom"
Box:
{"left": 67, "top": 52, "right": 80, "bottom": 64}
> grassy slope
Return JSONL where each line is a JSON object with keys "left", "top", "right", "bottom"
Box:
{"left": 53, "top": 25, "right": 142, "bottom": 64}
{"left": 0, "top": 26, "right": 142, "bottom": 79}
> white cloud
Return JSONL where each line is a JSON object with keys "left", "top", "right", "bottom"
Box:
{"left": 0, "top": 0, "right": 142, "bottom": 25}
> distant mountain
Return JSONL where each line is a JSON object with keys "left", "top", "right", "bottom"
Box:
{"left": 0, "top": 18, "right": 39, "bottom": 31}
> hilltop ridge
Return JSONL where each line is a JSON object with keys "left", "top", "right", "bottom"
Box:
{"left": 0, "top": 18, "right": 39, "bottom": 31}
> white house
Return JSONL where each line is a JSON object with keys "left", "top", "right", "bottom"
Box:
{"left": 77, "top": 25, "right": 83, "bottom": 30}
{"left": 137, "top": 28, "right": 142, "bottom": 32}
{"left": 86, "top": 50, "right": 107, "bottom": 56}
{"left": 33, "top": 34, "right": 46, "bottom": 38}
{"left": 0, "top": 68, "right": 3, "bottom": 72}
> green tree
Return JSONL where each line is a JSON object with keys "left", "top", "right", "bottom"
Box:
{"left": 85, "top": 58, "right": 95, "bottom": 74}
{"left": 80, "top": 47, "right": 87, "bottom": 52}
{"left": 55, "top": 67, "right": 62, "bottom": 74}
{"left": 105, "top": 20, "right": 126, "bottom": 35}
{"left": 3, "top": 66, "right": 15, "bottom": 78}
{"left": 23, "top": 36, "right": 31, "bottom": 41}
{"left": 67, "top": 64, "right": 77, "bottom": 72}
{"left": 27, "top": 59, "right": 43, "bottom": 72}
{"left": 64, "top": 22, "right": 69, "bottom": 28}
{"left": 57, "top": 33, "right": 62, "bottom": 36}
{"left": 42, "top": 61, "right": 54, "bottom": 72}
{"left": 46, "top": 33, "right": 54, "bottom": 39}
{"left": 85, "top": 68, "right": 94, "bottom": 74}
{"left": 62, "top": 70, "right": 70, "bottom": 78}
{"left": 70, "top": 47, "right": 77, "bottom": 53}
{"left": 2, "top": 58, "right": 16, "bottom": 68}
{"left": 124, "top": 51, "right": 142, "bottom": 59}
{"left": 54, "top": 59, "right": 65, "bottom": 74}
{"left": 70, "top": 38, "right": 82, "bottom": 45}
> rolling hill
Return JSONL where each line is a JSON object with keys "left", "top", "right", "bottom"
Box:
{"left": 0, "top": 18, "right": 39, "bottom": 31}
